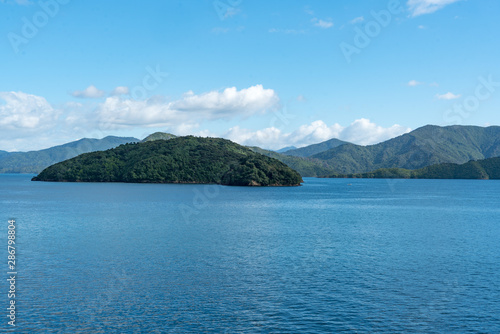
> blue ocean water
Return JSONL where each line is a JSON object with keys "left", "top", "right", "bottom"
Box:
{"left": 1, "top": 174, "right": 500, "bottom": 333}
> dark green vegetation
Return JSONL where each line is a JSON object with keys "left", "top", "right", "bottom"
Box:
{"left": 0, "top": 136, "right": 139, "bottom": 173}
{"left": 248, "top": 146, "right": 337, "bottom": 177}
{"left": 312, "top": 125, "right": 500, "bottom": 174}
{"left": 32, "top": 137, "right": 303, "bottom": 186}
{"left": 284, "top": 138, "right": 348, "bottom": 158}
{"left": 141, "top": 132, "right": 177, "bottom": 142}
{"left": 329, "top": 157, "right": 500, "bottom": 179}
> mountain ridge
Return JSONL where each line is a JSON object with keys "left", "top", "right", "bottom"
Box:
{"left": 2, "top": 125, "right": 500, "bottom": 176}
{"left": 327, "top": 156, "right": 500, "bottom": 180}
{"left": 284, "top": 138, "right": 349, "bottom": 158}
{"left": 248, "top": 146, "right": 337, "bottom": 177}
{"left": 310, "top": 125, "right": 500, "bottom": 174}
{"left": 0, "top": 136, "right": 139, "bottom": 173}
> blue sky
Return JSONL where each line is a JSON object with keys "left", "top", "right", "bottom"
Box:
{"left": 0, "top": 0, "right": 499, "bottom": 151}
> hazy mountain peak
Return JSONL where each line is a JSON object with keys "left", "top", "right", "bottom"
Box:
{"left": 284, "top": 138, "right": 349, "bottom": 158}
{"left": 141, "top": 132, "right": 177, "bottom": 142}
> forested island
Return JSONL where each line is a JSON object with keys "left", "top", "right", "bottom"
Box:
{"left": 31, "top": 136, "right": 303, "bottom": 186}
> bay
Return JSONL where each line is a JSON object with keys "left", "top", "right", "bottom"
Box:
{"left": 1, "top": 174, "right": 499, "bottom": 333}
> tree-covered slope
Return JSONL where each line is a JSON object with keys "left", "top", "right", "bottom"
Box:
{"left": 311, "top": 125, "right": 500, "bottom": 174}
{"left": 284, "top": 138, "right": 349, "bottom": 158}
{"left": 248, "top": 146, "right": 337, "bottom": 177}
{"left": 32, "top": 136, "right": 303, "bottom": 186}
{"left": 0, "top": 136, "right": 139, "bottom": 173}
{"left": 329, "top": 157, "right": 500, "bottom": 180}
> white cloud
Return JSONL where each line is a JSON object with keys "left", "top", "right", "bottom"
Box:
{"left": 0, "top": 91, "right": 59, "bottom": 132}
{"left": 0, "top": 85, "right": 279, "bottom": 151}
{"left": 171, "top": 85, "right": 279, "bottom": 116}
{"left": 418, "top": 25, "right": 426, "bottom": 29}
{"left": 111, "top": 86, "right": 129, "bottom": 96}
{"left": 225, "top": 126, "right": 283, "bottom": 148}
{"left": 435, "top": 92, "right": 461, "bottom": 100}
{"left": 312, "top": 18, "right": 333, "bottom": 29}
{"left": 96, "top": 85, "right": 280, "bottom": 129}
{"left": 339, "top": 119, "right": 411, "bottom": 145}
{"left": 408, "top": 80, "right": 423, "bottom": 86}
{"left": 350, "top": 16, "right": 364, "bottom": 24}
{"left": 71, "top": 85, "right": 105, "bottom": 99}
{"left": 0, "top": 90, "right": 411, "bottom": 154}
{"left": 224, "top": 119, "right": 411, "bottom": 150}
{"left": 0, "top": 91, "right": 63, "bottom": 151}
{"left": 407, "top": 0, "right": 461, "bottom": 17}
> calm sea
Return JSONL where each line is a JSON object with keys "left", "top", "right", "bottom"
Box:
{"left": 1, "top": 174, "right": 499, "bottom": 333}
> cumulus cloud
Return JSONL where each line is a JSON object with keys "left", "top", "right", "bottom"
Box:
{"left": 435, "top": 92, "right": 461, "bottom": 100}
{"left": 172, "top": 85, "right": 278, "bottom": 115}
{"left": 71, "top": 85, "right": 105, "bottom": 99}
{"left": 339, "top": 119, "right": 411, "bottom": 145}
{"left": 0, "top": 91, "right": 63, "bottom": 151}
{"left": 224, "top": 119, "right": 411, "bottom": 150}
{"left": 0, "top": 89, "right": 411, "bottom": 154}
{"left": 111, "top": 86, "right": 129, "bottom": 96}
{"left": 0, "top": 91, "right": 59, "bottom": 132}
{"left": 407, "top": 0, "right": 461, "bottom": 17}
{"left": 96, "top": 85, "right": 280, "bottom": 129}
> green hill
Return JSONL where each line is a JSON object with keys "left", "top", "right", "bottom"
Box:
{"left": 0, "top": 136, "right": 139, "bottom": 173}
{"left": 248, "top": 146, "right": 337, "bottom": 177}
{"left": 311, "top": 125, "right": 500, "bottom": 174}
{"left": 141, "top": 132, "right": 177, "bottom": 142}
{"left": 329, "top": 157, "right": 500, "bottom": 180}
{"left": 32, "top": 136, "right": 303, "bottom": 186}
{"left": 284, "top": 138, "right": 349, "bottom": 158}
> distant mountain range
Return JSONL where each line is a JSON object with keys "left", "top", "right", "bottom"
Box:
{"left": 309, "top": 125, "right": 500, "bottom": 174}
{"left": 275, "top": 146, "right": 297, "bottom": 153}
{"left": 0, "top": 136, "right": 139, "bottom": 173}
{"left": 248, "top": 147, "right": 337, "bottom": 177}
{"left": 329, "top": 157, "right": 500, "bottom": 180}
{"left": 2, "top": 125, "right": 500, "bottom": 177}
